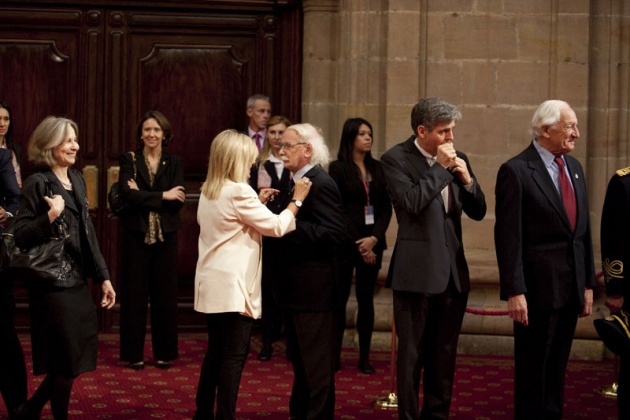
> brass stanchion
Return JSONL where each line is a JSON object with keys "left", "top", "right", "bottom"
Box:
{"left": 374, "top": 316, "right": 398, "bottom": 409}
{"left": 596, "top": 354, "right": 618, "bottom": 398}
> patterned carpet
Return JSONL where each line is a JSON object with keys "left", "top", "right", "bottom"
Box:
{"left": 0, "top": 332, "right": 619, "bottom": 419}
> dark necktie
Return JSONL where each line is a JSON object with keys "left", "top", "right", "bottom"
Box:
{"left": 554, "top": 156, "right": 576, "bottom": 231}
{"left": 253, "top": 133, "right": 262, "bottom": 151}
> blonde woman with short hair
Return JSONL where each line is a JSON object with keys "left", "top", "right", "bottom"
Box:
{"left": 192, "top": 129, "right": 311, "bottom": 420}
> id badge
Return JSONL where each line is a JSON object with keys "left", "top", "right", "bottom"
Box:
{"left": 364, "top": 205, "right": 375, "bottom": 225}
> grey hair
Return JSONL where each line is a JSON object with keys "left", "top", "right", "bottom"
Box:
{"left": 530, "top": 100, "right": 571, "bottom": 137}
{"left": 286, "top": 123, "right": 330, "bottom": 167}
{"left": 411, "top": 97, "right": 462, "bottom": 133}
{"left": 246, "top": 94, "right": 271, "bottom": 109}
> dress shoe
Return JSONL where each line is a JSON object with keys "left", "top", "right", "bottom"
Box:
{"left": 156, "top": 360, "right": 172, "bottom": 369}
{"left": 11, "top": 403, "right": 39, "bottom": 420}
{"left": 128, "top": 361, "right": 144, "bottom": 370}
{"left": 358, "top": 360, "right": 375, "bottom": 374}
{"left": 258, "top": 346, "right": 273, "bottom": 361}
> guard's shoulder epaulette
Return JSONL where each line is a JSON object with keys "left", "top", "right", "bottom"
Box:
{"left": 616, "top": 166, "right": 630, "bottom": 177}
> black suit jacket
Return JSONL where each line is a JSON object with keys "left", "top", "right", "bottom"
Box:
{"left": 274, "top": 165, "right": 349, "bottom": 312}
{"left": 0, "top": 148, "right": 20, "bottom": 218}
{"left": 118, "top": 150, "right": 184, "bottom": 234}
{"left": 381, "top": 136, "right": 486, "bottom": 294}
{"left": 249, "top": 160, "right": 293, "bottom": 214}
{"left": 495, "top": 142, "right": 596, "bottom": 310}
{"left": 601, "top": 169, "right": 630, "bottom": 303}
{"left": 328, "top": 159, "right": 392, "bottom": 250}
{"left": 13, "top": 169, "right": 110, "bottom": 284}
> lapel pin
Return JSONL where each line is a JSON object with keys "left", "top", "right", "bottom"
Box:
{"left": 574, "top": 173, "right": 579, "bottom": 179}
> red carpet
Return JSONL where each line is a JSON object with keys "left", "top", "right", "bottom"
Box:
{"left": 0, "top": 333, "right": 618, "bottom": 419}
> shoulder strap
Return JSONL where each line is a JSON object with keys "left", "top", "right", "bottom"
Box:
{"left": 129, "top": 151, "right": 137, "bottom": 179}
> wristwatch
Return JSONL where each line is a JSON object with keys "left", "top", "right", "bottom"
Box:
{"left": 291, "top": 199, "right": 303, "bottom": 208}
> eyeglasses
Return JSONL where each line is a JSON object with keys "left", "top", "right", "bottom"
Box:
{"left": 554, "top": 123, "right": 578, "bottom": 132}
{"left": 279, "top": 142, "right": 308, "bottom": 150}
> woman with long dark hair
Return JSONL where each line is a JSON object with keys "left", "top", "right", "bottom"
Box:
{"left": 329, "top": 117, "right": 392, "bottom": 374}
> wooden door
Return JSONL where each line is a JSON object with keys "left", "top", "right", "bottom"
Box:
{"left": 0, "top": 0, "right": 303, "bottom": 331}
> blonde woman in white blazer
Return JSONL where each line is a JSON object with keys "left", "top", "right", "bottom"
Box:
{"left": 192, "top": 129, "right": 311, "bottom": 420}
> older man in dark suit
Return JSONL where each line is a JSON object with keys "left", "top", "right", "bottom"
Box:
{"left": 274, "top": 123, "right": 348, "bottom": 419}
{"left": 0, "top": 147, "right": 24, "bottom": 416}
{"left": 495, "top": 100, "right": 595, "bottom": 419}
{"left": 381, "top": 97, "right": 486, "bottom": 419}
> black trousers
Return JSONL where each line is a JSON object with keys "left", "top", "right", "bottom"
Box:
{"left": 0, "top": 280, "right": 27, "bottom": 414}
{"left": 393, "top": 283, "right": 468, "bottom": 420}
{"left": 334, "top": 249, "right": 381, "bottom": 365}
{"left": 513, "top": 302, "right": 579, "bottom": 420}
{"left": 120, "top": 230, "right": 179, "bottom": 362}
{"left": 285, "top": 310, "right": 335, "bottom": 420}
{"left": 194, "top": 312, "right": 253, "bottom": 420}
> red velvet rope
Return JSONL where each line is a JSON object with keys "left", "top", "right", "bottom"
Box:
{"left": 464, "top": 271, "right": 604, "bottom": 317}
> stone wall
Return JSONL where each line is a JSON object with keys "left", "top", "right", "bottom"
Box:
{"left": 302, "top": 0, "right": 630, "bottom": 360}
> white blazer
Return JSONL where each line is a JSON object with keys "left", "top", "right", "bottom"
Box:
{"left": 194, "top": 181, "right": 296, "bottom": 318}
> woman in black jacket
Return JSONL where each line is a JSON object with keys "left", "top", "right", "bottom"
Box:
{"left": 12, "top": 116, "right": 116, "bottom": 419}
{"left": 118, "top": 111, "right": 185, "bottom": 370}
{"left": 329, "top": 117, "right": 392, "bottom": 374}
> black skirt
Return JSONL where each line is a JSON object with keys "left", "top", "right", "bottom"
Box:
{"left": 28, "top": 281, "right": 98, "bottom": 376}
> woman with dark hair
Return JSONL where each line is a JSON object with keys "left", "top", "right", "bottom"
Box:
{"left": 0, "top": 100, "right": 23, "bottom": 417}
{"left": 118, "top": 111, "right": 185, "bottom": 370}
{"left": 249, "top": 115, "right": 293, "bottom": 361}
{"left": 329, "top": 117, "right": 392, "bottom": 374}
{"left": 0, "top": 100, "right": 22, "bottom": 188}
{"left": 12, "top": 116, "right": 116, "bottom": 419}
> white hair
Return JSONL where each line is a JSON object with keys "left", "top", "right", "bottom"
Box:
{"left": 286, "top": 123, "right": 330, "bottom": 167}
{"left": 530, "top": 100, "right": 571, "bottom": 137}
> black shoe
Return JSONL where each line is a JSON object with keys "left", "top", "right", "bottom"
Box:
{"left": 156, "top": 360, "right": 172, "bottom": 369}
{"left": 11, "top": 403, "right": 39, "bottom": 420}
{"left": 128, "top": 361, "right": 145, "bottom": 370}
{"left": 258, "top": 346, "right": 273, "bottom": 361}
{"left": 358, "top": 360, "right": 375, "bottom": 374}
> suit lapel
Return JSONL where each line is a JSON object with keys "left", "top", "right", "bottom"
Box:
{"left": 43, "top": 171, "right": 79, "bottom": 213}
{"left": 402, "top": 137, "right": 449, "bottom": 210}
{"left": 525, "top": 145, "right": 572, "bottom": 231}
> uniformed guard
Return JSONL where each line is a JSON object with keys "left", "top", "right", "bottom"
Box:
{"left": 601, "top": 165, "right": 630, "bottom": 419}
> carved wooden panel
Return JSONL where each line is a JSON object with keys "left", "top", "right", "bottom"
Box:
{"left": 0, "top": 1, "right": 303, "bottom": 331}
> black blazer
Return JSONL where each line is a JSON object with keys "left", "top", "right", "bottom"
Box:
{"left": 328, "top": 159, "right": 392, "bottom": 250}
{"left": 495, "top": 142, "right": 596, "bottom": 310}
{"left": 381, "top": 135, "right": 486, "bottom": 294}
{"left": 118, "top": 150, "right": 184, "bottom": 234}
{"left": 13, "top": 169, "right": 110, "bottom": 285}
{"left": 0, "top": 148, "right": 20, "bottom": 218}
{"left": 249, "top": 160, "right": 292, "bottom": 214}
{"left": 273, "top": 165, "right": 349, "bottom": 312}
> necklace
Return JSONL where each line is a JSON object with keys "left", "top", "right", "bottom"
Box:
{"left": 55, "top": 174, "right": 72, "bottom": 190}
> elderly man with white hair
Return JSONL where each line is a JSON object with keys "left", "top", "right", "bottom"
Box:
{"left": 495, "top": 100, "right": 595, "bottom": 420}
{"left": 274, "top": 123, "right": 348, "bottom": 419}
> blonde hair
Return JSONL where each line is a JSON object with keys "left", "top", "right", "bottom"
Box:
{"left": 28, "top": 116, "right": 79, "bottom": 169}
{"left": 201, "top": 129, "right": 259, "bottom": 200}
{"left": 257, "top": 115, "right": 292, "bottom": 166}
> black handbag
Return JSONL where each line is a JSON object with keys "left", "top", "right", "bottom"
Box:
{"left": 108, "top": 151, "right": 136, "bottom": 216}
{"left": 0, "top": 178, "right": 70, "bottom": 284}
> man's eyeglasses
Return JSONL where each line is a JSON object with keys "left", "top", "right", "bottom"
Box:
{"left": 279, "top": 142, "right": 308, "bottom": 150}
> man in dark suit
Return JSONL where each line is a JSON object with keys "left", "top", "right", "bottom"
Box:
{"left": 0, "top": 147, "right": 25, "bottom": 416}
{"left": 244, "top": 94, "right": 271, "bottom": 151}
{"left": 495, "top": 100, "right": 595, "bottom": 419}
{"left": 600, "top": 167, "right": 630, "bottom": 419}
{"left": 274, "top": 123, "right": 348, "bottom": 419}
{"left": 381, "top": 97, "right": 486, "bottom": 419}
